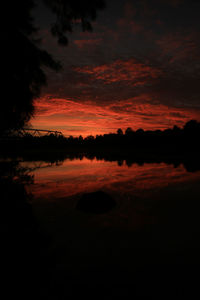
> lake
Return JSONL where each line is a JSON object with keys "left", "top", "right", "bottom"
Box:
{"left": 2, "top": 156, "right": 200, "bottom": 297}
{"left": 24, "top": 157, "right": 200, "bottom": 200}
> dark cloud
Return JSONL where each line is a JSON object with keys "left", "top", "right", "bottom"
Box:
{"left": 32, "top": 0, "right": 200, "bottom": 134}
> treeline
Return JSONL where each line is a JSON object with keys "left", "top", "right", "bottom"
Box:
{"left": 21, "top": 120, "right": 200, "bottom": 146}
{"left": 1, "top": 120, "right": 200, "bottom": 153}
{"left": 76, "top": 119, "right": 200, "bottom": 149}
{"left": 1, "top": 120, "right": 200, "bottom": 171}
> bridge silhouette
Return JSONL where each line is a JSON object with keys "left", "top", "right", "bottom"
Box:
{"left": 21, "top": 128, "right": 63, "bottom": 137}
{"left": 0, "top": 128, "right": 63, "bottom": 140}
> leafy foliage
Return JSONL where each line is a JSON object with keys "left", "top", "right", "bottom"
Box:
{"left": 1, "top": 0, "right": 105, "bottom": 134}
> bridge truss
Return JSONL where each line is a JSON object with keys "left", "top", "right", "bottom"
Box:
{"left": 18, "top": 128, "right": 63, "bottom": 137}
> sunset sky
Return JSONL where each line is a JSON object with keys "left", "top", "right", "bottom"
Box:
{"left": 31, "top": 0, "right": 200, "bottom": 137}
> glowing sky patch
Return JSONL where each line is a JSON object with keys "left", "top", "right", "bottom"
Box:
{"left": 32, "top": 0, "right": 200, "bottom": 135}
{"left": 32, "top": 96, "right": 200, "bottom": 136}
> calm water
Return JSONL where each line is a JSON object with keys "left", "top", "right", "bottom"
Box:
{"left": 15, "top": 157, "right": 200, "bottom": 296}
{"left": 21, "top": 156, "right": 200, "bottom": 236}
{"left": 24, "top": 157, "right": 200, "bottom": 200}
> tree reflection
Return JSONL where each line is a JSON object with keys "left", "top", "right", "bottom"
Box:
{"left": 0, "top": 160, "right": 54, "bottom": 298}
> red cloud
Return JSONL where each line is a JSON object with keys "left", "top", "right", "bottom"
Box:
{"left": 74, "top": 59, "right": 161, "bottom": 86}
{"left": 32, "top": 96, "right": 200, "bottom": 137}
{"left": 117, "top": 1, "right": 143, "bottom": 34}
{"left": 74, "top": 38, "right": 102, "bottom": 49}
{"left": 157, "top": 32, "right": 199, "bottom": 64}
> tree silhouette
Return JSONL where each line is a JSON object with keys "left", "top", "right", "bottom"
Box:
{"left": 1, "top": 0, "right": 105, "bottom": 134}
{"left": 125, "top": 127, "right": 134, "bottom": 135}
{"left": 184, "top": 120, "right": 199, "bottom": 132}
{"left": 136, "top": 128, "right": 144, "bottom": 134}
{"left": 117, "top": 128, "right": 123, "bottom": 135}
{"left": 43, "top": 0, "right": 106, "bottom": 45}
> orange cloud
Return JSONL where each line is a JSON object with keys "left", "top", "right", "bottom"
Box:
{"left": 74, "top": 59, "right": 161, "bottom": 86}
{"left": 32, "top": 96, "right": 200, "bottom": 137}
{"left": 30, "top": 0, "right": 200, "bottom": 139}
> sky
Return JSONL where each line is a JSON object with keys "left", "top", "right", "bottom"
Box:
{"left": 31, "top": 0, "right": 200, "bottom": 137}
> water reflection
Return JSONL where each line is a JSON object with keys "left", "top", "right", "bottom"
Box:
{"left": 23, "top": 154, "right": 200, "bottom": 297}
{"left": 0, "top": 159, "right": 53, "bottom": 297}
{"left": 2, "top": 155, "right": 200, "bottom": 297}
{"left": 22, "top": 156, "right": 200, "bottom": 201}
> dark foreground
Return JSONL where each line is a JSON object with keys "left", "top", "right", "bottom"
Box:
{"left": 1, "top": 152, "right": 200, "bottom": 299}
